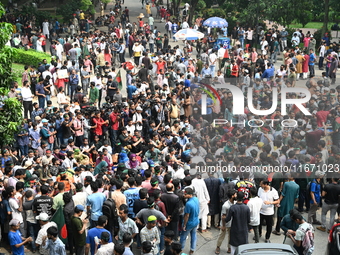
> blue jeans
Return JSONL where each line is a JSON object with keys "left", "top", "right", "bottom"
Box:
{"left": 239, "top": 38, "right": 244, "bottom": 48}
{"left": 62, "top": 136, "right": 73, "bottom": 145}
{"left": 209, "top": 65, "right": 216, "bottom": 77}
{"left": 110, "top": 130, "right": 118, "bottom": 149}
{"left": 159, "top": 226, "right": 165, "bottom": 252}
{"left": 27, "top": 221, "right": 39, "bottom": 251}
{"left": 19, "top": 145, "right": 29, "bottom": 157}
{"left": 69, "top": 84, "right": 77, "bottom": 102}
{"left": 38, "top": 96, "right": 45, "bottom": 108}
{"left": 45, "top": 94, "right": 51, "bottom": 102}
{"left": 149, "top": 43, "right": 154, "bottom": 53}
{"left": 180, "top": 225, "right": 197, "bottom": 251}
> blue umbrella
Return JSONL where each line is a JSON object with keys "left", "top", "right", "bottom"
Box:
{"left": 203, "top": 17, "right": 228, "bottom": 28}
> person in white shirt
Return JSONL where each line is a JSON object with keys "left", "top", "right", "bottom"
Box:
{"left": 181, "top": 21, "right": 189, "bottom": 29}
{"left": 57, "top": 87, "right": 70, "bottom": 108}
{"left": 95, "top": 231, "right": 114, "bottom": 255}
{"left": 217, "top": 45, "right": 226, "bottom": 70}
{"left": 215, "top": 189, "right": 236, "bottom": 254}
{"left": 260, "top": 37, "right": 268, "bottom": 53}
{"left": 247, "top": 187, "right": 263, "bottom": 243}
{"left": 318, "top": 42, "right": 326, "bottom": 70}
{"left": 258, "top": 180, "right": 280, "bottom": 243}
{"left": 208, "top": 50, "right": 217, "bottom": 77}
{"left": 22, "top": 81, "right": 34, "bottom": 119}
{"left": 92, "top": 73, "right": 104, "bottom": 106}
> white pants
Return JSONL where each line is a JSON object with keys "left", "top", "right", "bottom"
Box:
{"left": 303, "top": 72, "right": 308, "bottom": 79}
{"left": 231, "top": 245, "right": 237, "bottom": 255}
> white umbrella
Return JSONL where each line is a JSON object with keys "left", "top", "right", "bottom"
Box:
{"left": 174, "top": 29, "right": 204, "bottom": 40}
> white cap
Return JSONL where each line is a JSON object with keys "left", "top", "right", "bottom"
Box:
{"left": 36, "top": 213, "right": 49, "bottom": 221}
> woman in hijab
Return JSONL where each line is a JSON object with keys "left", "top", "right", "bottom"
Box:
{"left": 128, "top": 153, "right": 140, "bottom": 169}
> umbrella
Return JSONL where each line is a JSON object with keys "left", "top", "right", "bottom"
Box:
{"left": 203, "top": 17, "right": 228, "bottom": 28}
{"left": 174, "top": 29, "right": 204, "bottom": 40}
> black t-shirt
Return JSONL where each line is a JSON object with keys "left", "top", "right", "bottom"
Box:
{"left": 32, "top": 195, "right": 53, "bottom": 216}
{"left": 265, "top": 31, "right": 272, "bottom": 42}
{"left": 138, "top": 68, "right": 148, "bottom": 82}
{"left": 62, "top": 120, "right": 73, "bottom": 138}
{"left": 107, "top": 80, "right": 118, "bottom": 96}
{"left": 324, "top": 183, "right": 340, "bottom": 204}
{"left": 130, "top": 141, "right": 143, "bottom": 154}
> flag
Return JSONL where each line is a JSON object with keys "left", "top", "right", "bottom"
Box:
{"left": 115, "top": 70, "right": 122, "bottom": 90}
{"left": 50, "top": 206, "right": 68, "bottom": 244}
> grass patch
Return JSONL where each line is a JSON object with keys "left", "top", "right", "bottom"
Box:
{"left": 12, "top": 63, "right": 25, "bottom": 85}
{"left": 289, "top": 22, "right": 325, "bottom": 30}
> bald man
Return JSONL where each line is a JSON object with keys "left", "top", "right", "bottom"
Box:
{"left": 161, "top": 183, "right": 181, "bottom": 239}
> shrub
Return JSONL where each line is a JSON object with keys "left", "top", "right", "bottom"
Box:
{"left": 12, "top": 48, "right": 51, "bottom": 67}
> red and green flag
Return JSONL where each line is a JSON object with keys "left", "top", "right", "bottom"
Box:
{"left": 115, "top": 70, "right": 122, "bottom": 90}
{"left": 50, "top": 206, "right": 68, "bottom": 244}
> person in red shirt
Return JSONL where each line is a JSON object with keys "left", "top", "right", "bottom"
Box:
{"left": 155, "top": 57, "right": 166, "bottom": 74}
{"left": 316, "top": 103, "right": 331, "bottom": 127}
{"left": 139, "top": 18, "right": 144, "bottom": 29}
{"left": 92, "top": 111, "right": 109, "bottom": 140}
{"left": 109, "top": 108, "right": 120, "bottom": 146}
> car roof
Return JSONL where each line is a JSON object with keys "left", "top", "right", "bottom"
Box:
{"left": 235, "top": 243, "right": 298, "bottom": 255}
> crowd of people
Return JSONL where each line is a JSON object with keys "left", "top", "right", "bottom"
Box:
{"left": 2, "top": 0, "right": 340, "bottom": 255}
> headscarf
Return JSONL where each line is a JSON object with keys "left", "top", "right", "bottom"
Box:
{"left": 129, "top": 154, "right": 139, "bottom": 168}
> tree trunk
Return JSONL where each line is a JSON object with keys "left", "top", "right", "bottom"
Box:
{"left": 188, "top": 0, "right": 198, "bottom": 26}
{"left": 322, "top": 0, "right": 329, "bottom": 36}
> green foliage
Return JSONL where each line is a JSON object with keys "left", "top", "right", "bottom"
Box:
{"left": 16, "top": 5, "right": 52, "bottom": 28}
{"left": 313, "top": 28, "right": 332, "bottom": 46}
{"left": 201, "top": 8, "right": 226, "bottom": 19}
{"left": 0, "top": 3, "right": 24, "bottom": 147}
{"left": 12, "top": 48, "right": 51, "bottom": 67}
{"left": 0, "top": 97, "right": 24, "bottom": 146}
{"left": 197, "top": 0, "right": 206, "bottom": 10}
{"left": 57, "top": 0, "right": 94, "bottom": 22}
{"left": 0, "top": 5, "right": 15, "bottom": 87}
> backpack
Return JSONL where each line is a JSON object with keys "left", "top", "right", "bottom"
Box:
{"left": 165, "top": 23, "right": 169, "bottom": 31}
{"left": 299, "top": 224, "right": 315, "bottom": 255}
{"left": 306, "top": 180, "right": 316, "bottom": 203}
{"left": 102, "top": 192, "right": 118, "bottom": 219}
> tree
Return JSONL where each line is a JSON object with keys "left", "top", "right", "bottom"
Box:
{"left": 322, "top": 0, "right": 330, "bottom": 36}
{"left": 0, "top": 3, "right": 24, "bottom": 147}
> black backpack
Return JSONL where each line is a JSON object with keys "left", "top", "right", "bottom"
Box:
{"left": 102, "top": 192, "right": 118, "bottom": 219}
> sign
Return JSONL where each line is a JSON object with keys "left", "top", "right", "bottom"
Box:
{"left": 57, "top": 69, "right": 68, "bottom": 79}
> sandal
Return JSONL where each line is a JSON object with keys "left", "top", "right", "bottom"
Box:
{"left": 215, "top": 247, "right": 220, "bottom": 254}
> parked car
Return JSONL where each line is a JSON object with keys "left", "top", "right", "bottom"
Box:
{"left": 234, "top": 243, "right": 298, "bottom": 255}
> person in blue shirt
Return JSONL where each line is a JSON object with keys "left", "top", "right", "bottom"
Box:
{"left": 184, "top": 74, "right": 191, "bottom": 88}
{"left": 308, "top": 170, "right": 324, "bottom": 224}
{"left": 41, "top": 226, "right": 66, "bottom": 255}
{"left": 180, "top": 188, "right": 199, "bottom": 253}
{"left": 201, "top": 64, "right": 212, "bottom": 78}
{"left": 85, "top": 215, "right": 112, "bottom": 255}
{"left": 35, "top": 78, "right": 46, "bottom": 109}
{"left": 8, "top": 219, "right": 33, "bottom": 255}
{"left": 127, "top": 82, "right": 137, "bottom": 99}
{"left": 123, "top": 177, "right": 140, "bottom": 218}
{"left": 261, "top": 63, "right": 275, "bottom": 80}
{"left": 172, "top": 23, "right": 178, "bottom": 42}
{"left": 309, "top": 49, "right": 316, "bottom": 77}
{"left": 86, "top": 182, "right": 106, "bottom": 227}
{"left": 197, "top": 94, "right": 213, "bottom": 122}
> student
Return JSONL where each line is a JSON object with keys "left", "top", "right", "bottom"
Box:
{"left": 8, "top": 219, "right": 33, "bottom": 255}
